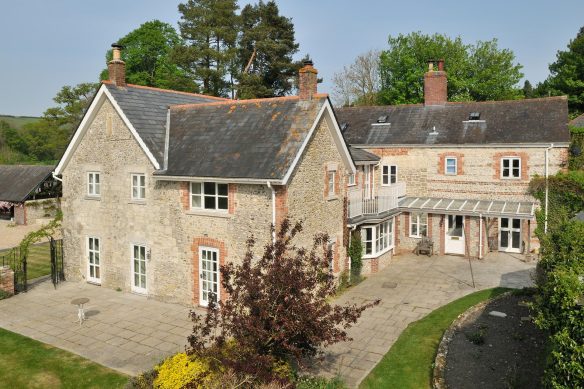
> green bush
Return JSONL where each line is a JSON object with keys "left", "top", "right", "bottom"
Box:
{"left": 348, "top": 233, "right": 363, "bottom": 283}
{"left": 295, "top": 375, "right": 347, "bottom": 389}
{"left": 530, "top": 172, "right": 584, "bottom": 388}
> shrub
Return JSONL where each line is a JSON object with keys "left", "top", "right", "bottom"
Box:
{"left": 187, "top": 218, "right": 379, "bottom": 385}
{"left": 295, "top": 375, "right": 347, "bottom": 389}
{"left": 348, "top": 233, "right": 363, "bottom": 283}
{"left": 153, "top": 353, "right": 214, "bottom": 389}
{"left": 125, "top": 369, "right": 157, "bottom": 389}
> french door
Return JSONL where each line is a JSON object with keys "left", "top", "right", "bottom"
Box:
{"left": 199, "top": 247, "right": 220, "bottom": 307}
{"left": 445, "top": 215, "right": 465, "bottom": 255}
{"left": 499, "top": 218, "right": 522, "bottom": 253}
{"left": 132, "top": 244, "right": 147, "bottom": 294}
{"left": 87, "top": 237, "right": 101, "bottom": 284}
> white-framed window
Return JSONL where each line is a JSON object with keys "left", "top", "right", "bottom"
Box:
{"left": 362, "top": 218, "right": 394, "bottom": 257}
{"left": 410, "top": 213, "right": 428, "bottom": 238}
{"left": 382, "top": 165, "right": 397, "bottom": 185}
{"left": 131, "top": 244, "right": 147, "bottom": 293}
{"left": 87, "top": 172, "right": 101, "bottom": 197}
{"left": 131, "top": 174, "right": 146, "bottom": 200}
{"left": 328, "top": 171, "right": 336, "bottom": 195}
{"left": 190, "top": 182, "right": 228, "bottom": 211}
{"left": 364, "top": 165, "right": 372, "bottom": 198}
{"left": 348, "top": 173, "right": 355, "bottom": 186}
{"left": 87, "top": 236, "right": 101, "bottom": 283}
{"left": 501, "top": 157, "right": 521, "bottom": 179}
{"left": 445, "top": 157, "right": 457, "bottom": 175}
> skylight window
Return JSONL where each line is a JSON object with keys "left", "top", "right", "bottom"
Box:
{"left": 469, "top": 112, "right": 481, "bottom": 120}
{"left": 377, "top": 115, "right": 388, "bottom": 123}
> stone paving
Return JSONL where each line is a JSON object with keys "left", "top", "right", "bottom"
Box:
{"left": 313, "top": 252, "right": 536, "bottom": 387}
{"left": 0, "top": 280, "right": 199, "bottom": 375}
{"left": 0, "top": 251, "right": 535, "bottom": 385}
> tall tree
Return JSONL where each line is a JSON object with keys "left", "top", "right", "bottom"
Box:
{"left": 332, "top": 49, "right": 381, "bottom": 106}
{"left": 174, "top": 0, "right": 239, "bottom": 97}
{"left": 236, "top": 0, "right": 299, "bottom": 99}
{"left": 536, "top": 27, "right": 584, "bottom": 116}
{"left": 378, "top": 32, "right": 523, "bottom": 105}
{"left": 100, "top": 20, "right": 197, "bottom": 92}
{"left": 523, "top": 80, "right": 534, "bottom": 98}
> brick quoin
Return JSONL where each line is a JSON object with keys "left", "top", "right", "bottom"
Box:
{"left": 228, "top": 184, "right": 237, "bottom": 214}
{"left": 428, "top": 213, "right": 433, "bottom": 238}
{"left": 333, "top": 236, "right": 340, "bottom": 273}
{"left": 394, "top": 216, "right": 401, "bottom": 248}
{"left": 370, "top": 148, "right": 410, "bottom": 157}
{"left": 180, "top": 182, "right": 190, "bottom": 210}
{"left": 274, "top": 186, "right": 288, "bottom": 229}
{"left": 438, "top": 152, "right": 464, "bottom": 175}
{"left": 191, "top": 237, "right": 227, "bottom": 307}
{"left": 404, "top": 212, "right": 410, "bottom": 236}
{"left": 492, "top": 152, "right": 530, "bottom": 181}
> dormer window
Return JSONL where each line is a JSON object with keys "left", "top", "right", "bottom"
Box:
{"left": 469, "top": 112, "right": 481, "bottom": 121}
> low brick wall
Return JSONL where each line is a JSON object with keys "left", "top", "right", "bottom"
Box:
{"left": 0, "top": 266, "right": 14, "bottom": 296}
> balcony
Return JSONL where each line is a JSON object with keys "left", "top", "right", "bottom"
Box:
{"left": 348, "top": 182, "right": 406, "bottom": 221}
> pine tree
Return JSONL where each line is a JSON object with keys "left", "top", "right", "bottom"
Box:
{"left": 236, "top": 1, "right": 299, "bottom": 99}
{"left": 174, "top": 0, "right": 239, "bottom": 97}
{"left": 522, "top": 80, "right": 534, "bottom": 98}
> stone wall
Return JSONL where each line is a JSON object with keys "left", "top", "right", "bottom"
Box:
{"left": 13, "top": 204, "right": 25, "bottom": 225}
{"left": 365, "top": 146, "right": 567, "bottom": 202}
{"left": 0, "top": 266, "right": 14, "bottom": 296}
{"left": 24, "top": 198, "right": 60, "bottom": 225}
{"left": 286, "top": 116, "right": 349, "bottom": 275}
{"left": 61, "top": 99, "right": 274, "bottom": 306}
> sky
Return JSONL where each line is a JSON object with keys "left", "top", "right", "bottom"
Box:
{"left": 1, "top": 0, "right": 583, "bottom": 117}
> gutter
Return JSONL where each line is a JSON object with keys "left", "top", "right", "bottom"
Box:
{"left": 267, "top": 181, "right": 276, "bottom": 244}
{"left": 544, "top": 143, "right": 554, "bottom": 234}
{"left": 52, "top": 172, "right": 63, "bottom": 182}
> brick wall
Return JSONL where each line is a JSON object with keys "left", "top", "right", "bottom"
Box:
{"left": 0, "top": 266, "right": 14, "bottom": 296}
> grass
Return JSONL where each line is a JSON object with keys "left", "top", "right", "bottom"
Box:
{"left": 0, "top": 327, "right": 128, "bottom": 389}
{"left": 0, "top": 114, "right": 40, "bottom": 130}
{"left": 0, "top": 242, "right": 52, "bottom": 280}
{"left": 359, "top": 287, "right": 510, "bottom": 389}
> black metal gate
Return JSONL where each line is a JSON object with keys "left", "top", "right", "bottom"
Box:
{"left": 50, "top": 238, "right": 64, "bottom": 288}
{"left": 0, "top": 246, "right": 27, "bottom": 293}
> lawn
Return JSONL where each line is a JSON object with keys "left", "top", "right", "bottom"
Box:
{"left": 0, "top": 327, "right": 128, "bottom": 389}
{"left": 0, "top": 242, "right": 52, "bottom": 280}
{"left": 359, "top": 287, "right": 510, "bottom": 389}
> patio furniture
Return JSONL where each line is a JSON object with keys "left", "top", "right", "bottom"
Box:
{"left": 71, "top": 297, "right": 89, "bottom": 324}
{"left": 415, "top": 237, "right": 434, "bottom": 257}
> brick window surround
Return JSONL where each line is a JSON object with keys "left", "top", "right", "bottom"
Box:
{"left": 191, "top": 237, "right": 227, "bottom": 307}
{"left": 438, "top": 152, "right": 464, "bottom": 175}
{"left": 493, "top": 152, "right": 529, "bottom": 181}
{"left": 180, "top": 182, "right": 237, "bottom": 214}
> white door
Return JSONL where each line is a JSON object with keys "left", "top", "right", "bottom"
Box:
{"left": 87, "top": 237, "right": 101, "bottom": 284}
{"left": 199, "top": 247, "right": 220, "bottom": 307}
{"left": 445, "top": 215, "right": 465, "bottom": 255}
{"left": 132, "top": 244, "right": 147, "bottom": 294}
{"left": 499, "top": 218, "right": 522, "bottom": 253}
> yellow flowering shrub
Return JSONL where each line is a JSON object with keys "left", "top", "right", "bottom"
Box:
{"left": 153, "top": 352, "right": 214, "bottom": 389}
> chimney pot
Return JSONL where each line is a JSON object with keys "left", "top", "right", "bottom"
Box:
{"left": 108, "top": 43, "right": 126, "bottom": 87}
{"left": 298, "top": 60, "right": 318, "bottom": 100}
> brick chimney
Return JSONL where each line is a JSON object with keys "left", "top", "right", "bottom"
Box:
{"left": 298, "top": 60, "right": 318, "bottom": 100}
{"left": 108, "top": 43, "right": 126, "bottom": 87}
{"left": 424, "top": 59, "right": 447, "bottom": 105}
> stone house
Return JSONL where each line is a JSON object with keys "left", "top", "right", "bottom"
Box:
{"left": 54, "top": 45, "right": 354, "bottom": 306}
{"left": 337, "top": 60, "right": 570, "bottom": 273}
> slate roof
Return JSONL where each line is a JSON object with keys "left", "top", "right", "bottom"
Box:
{"left": 0, "top": 165, "right": 54, "bottom": 202}
{"left": 348, "top": 147, "right": 380, "bottom": 163}
{"left": 337, "top": 96, "right": 570, "bottom": 146}
{"left": 158, "top": 96, "right": 327, "bottom": 180}
{"left": 569, "top": 113, "right": 584, "bottom": 128}
{"left": 104, "top": 82, "right": 227, "bottom": 164}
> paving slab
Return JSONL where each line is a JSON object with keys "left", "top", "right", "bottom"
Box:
{"left": 0, "top": 280, "right": 200, "bottom": 376}
{"left": 310, "top": 252, "right": 535, "bottom": 388}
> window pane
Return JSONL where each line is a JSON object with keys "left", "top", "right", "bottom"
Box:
{"left": 390, "top": 166, "right": 397, "bottom": 175}
{"left": 512, "top": 159, "right": 520, "bottom": 168}
{"left": 503, "top": 168, "right": 510, "bottom": 177}
{"left": 204, "top": 182, "right": 216, "bottom": 195}
{"left": 503, "top": 159, "right": 510, "bottom": 168}
{"left": 191, "top": 194, "right": 201, "bottom": 208}
{"left": 95, "top": 174, "right": 100, "bottom": 184}
{"left": 191, "top": 182, "right": 201, "bottom": 195}
{"left": 501, "top": 218, "right": 509, "bottom": 228}
{"left": 420, "top": 225, "right": 427, "bottom": 237}
{"left": 411, "top": 223, "right": 417, "bottom": 236}
{"left": 218, "top": 197, "right": 228, "bottom": 210}
{"left": 512, "top": 218, "right": 520, "bottom": 229}
{"left": 217, "top": 184, "right": 228, "bottom": 196}
{"left": 140, "top": 187, "right": 146, "bottom": 199}
{"left": 94, "top": 238, "right": 99, "bottom": 251}
{"left": 204, "top": 195, "right": 216, "bottom": 209}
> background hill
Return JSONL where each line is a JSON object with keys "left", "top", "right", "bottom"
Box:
{"left": 0, "top": 115, "right": 41, "bottom": 130}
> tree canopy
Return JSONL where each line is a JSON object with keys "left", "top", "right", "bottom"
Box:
{"left": 535, "top": 27, "right": 584, "bottom": 116}
{"left": 173, "top": 0, "right": 240, "bottom": 97}
{"left": 236, "top": 0, "right": 300, "bottom": 99}
{"left": 100, "top": 20, "right": 197, "bottom": 92}
{"left": 377, "top": 32, "right": 524, "bottom": 105}
{"left": 332, "top": 50, "right": 381, "bottom": 106}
